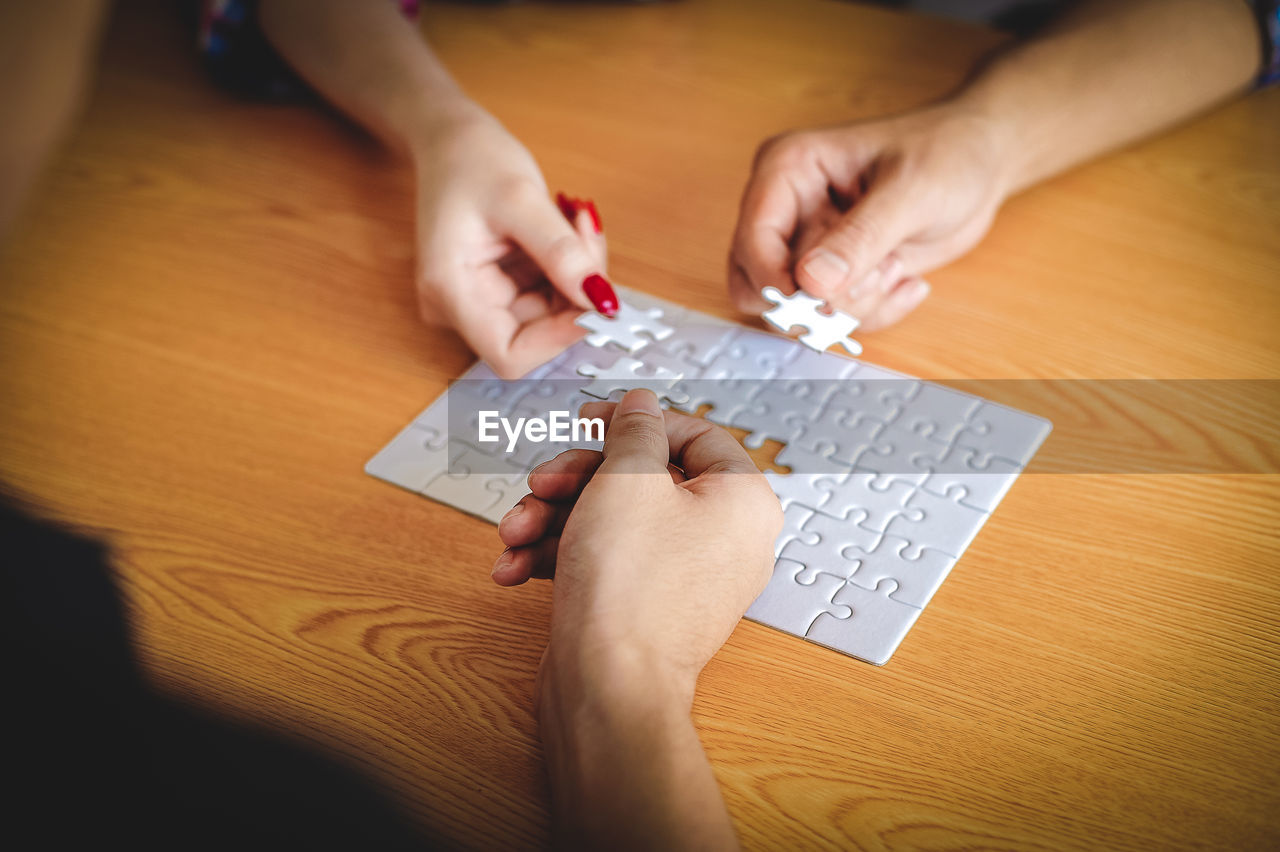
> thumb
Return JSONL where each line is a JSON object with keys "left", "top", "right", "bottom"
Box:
{"left": 600, "top": 389, "right": 672, "bottom": 475}
{"left": 795, "top": 181, "right": 916, "bottom": 301}
{"left": 494, "top": 186, "right": 618, "bottom": 315}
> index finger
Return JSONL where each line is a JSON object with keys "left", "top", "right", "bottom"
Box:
{"left": 729, "top": 164, "right": 801, "bottom": 311}
{"left": 579, "top": 401, "right": 759, "bottom": 478}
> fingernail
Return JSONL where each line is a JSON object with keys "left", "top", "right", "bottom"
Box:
{"left": 904, "top": 278, "right": 931, "bottom": 307}
{"left": 880, "top": 257, "right": 904, "bottom": 294}
{"left": 582, "top": 273, "right": 618, "bottom": 316}
{"left": 491, "top": 548, "right": 513, "bottom": 577}
{"left": 801, "top": 249, "right": 850, "bottom": 293}
{"left": 617, "top": 388, "right": 661, "bottom": 417}
{"left": 555, "top": 192, "right": 576, "bottom": 222}
{"left": 585, "top": 199, "right": 602, "bottom": 233}
{"left": 500, "top": 503, "right": 524, "bottom": 524}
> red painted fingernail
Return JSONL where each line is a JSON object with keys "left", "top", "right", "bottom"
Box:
{"left": 582, "top": 273, "right": 618, "bottom": 316}
{"left": 555, "top": 192, "right": 575, "bottom": 222}
{"left": 584, "top": 199, "right": 602, "bottom": 233}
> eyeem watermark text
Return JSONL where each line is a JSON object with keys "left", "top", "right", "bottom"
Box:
{"left": 477, "top": 410, "right": 605, "bottom": 452}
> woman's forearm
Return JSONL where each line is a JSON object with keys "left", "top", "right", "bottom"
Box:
{"left": 958, "top": 0, "right": 1262, "bottom": 197}
{"left": 257, "top": 0, "right": 483, "bottom": 154}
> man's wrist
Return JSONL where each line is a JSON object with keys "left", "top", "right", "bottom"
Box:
{"left": 537, "top": 638, "right": 733, "bottom": 850}
{"left": 539, "top": 631, "right": 697, "bottom": 724}
{"left": 931, "top": 94, "right": 1024, "bottom": 202}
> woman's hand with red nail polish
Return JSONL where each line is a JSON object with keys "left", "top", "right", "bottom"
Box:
{"left": 729, "top": 103, "right": 1014, "bottom": 331}
{"left": 411, "top": 112, "right": 610, "bottom": 379}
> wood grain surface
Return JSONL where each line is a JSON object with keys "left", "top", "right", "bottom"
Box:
{"left": 2, "top": 0, "right": 1277, "bottom": 848}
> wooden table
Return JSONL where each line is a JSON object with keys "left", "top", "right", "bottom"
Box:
{"left": 3, "top": 0, "right": 1277, "bottom": 848}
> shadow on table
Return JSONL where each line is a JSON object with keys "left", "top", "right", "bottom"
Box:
{"left": 2, "top": 498, "right": 444, "bottom": 851}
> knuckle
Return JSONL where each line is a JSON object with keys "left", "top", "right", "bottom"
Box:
{"left": 752, "top": 133, "right": 786, "bottom": 168}
{"left": 756, "top": 132, "right": 813, "bottom": 172}
{"left": 490, "top": 358, "right": 524, "bottom": 381}
{"left": 831, "top": 215, "right": 884, "bottom": 257}
{"left": 493, "top": 176, "right": 540, "bottom": 209}
{"left": 541, "top": 233, "right": 587, "bottom": 276}
{"left": 612, "top": 415, "right": 666, "bottom": 450}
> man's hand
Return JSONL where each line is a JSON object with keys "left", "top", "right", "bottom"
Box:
{"left": 729, "top": 105, "right": 1010, "bottom": 331}
{"left": 494, "top": 390, "right": 781, "bottom": 850}
{"left": 494, "top": 389, "right": 780, "bottom": 690}
{"left": 728, "top": 0, "right": 1262, "bottom": 333}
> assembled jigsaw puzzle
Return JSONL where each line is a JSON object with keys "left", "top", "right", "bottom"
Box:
{"left": 366, "top": 288, "right": 1051, "bottom": 665}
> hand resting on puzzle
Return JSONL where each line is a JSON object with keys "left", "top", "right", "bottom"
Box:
{"left": 493, "top": 389, "right": 781, "bottom": 691}
{"left": 492, "top": 388, "right": 781, "bottom": 849}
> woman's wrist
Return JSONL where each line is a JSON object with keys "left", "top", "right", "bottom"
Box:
{"left": 401, "top": 95, "right": 492, "bottom": 163}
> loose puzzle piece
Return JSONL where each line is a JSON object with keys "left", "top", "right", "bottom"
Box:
{"left": 745, "top": 559, "right": 854, "bottom": 637}
{"left": 577, "top": 356, "right": 690, "bottom": 406}
{"left": 367, "top": 285, "right": 1053, "bottom": 666}
{"left": 575, "top": 302, "right": 675, "bottom": 353}
{"left": 761, "top": 286, "right": 863, "bottom": 356}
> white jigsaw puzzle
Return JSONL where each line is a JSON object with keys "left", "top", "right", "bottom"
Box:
{"left": 366, "top": 286, "right": 1052, "bottom": 665}
{"left": 574, "top": 302, "right": 675, "bottom": 353}
{"left": 761, "top": 286, "right": 863, "bottom": 356}
{"left": 577, "top": 356, "right": 690, "bottom": 407}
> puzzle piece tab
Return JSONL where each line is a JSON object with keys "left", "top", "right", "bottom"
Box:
{"left": 577, "top": 356, "right": 690, "bottom": 406}
{"left": 746, "top": 560, "right": 853, "bottom": 637}
{"left": 843, "top": 534, "right": 957, "bottom": 609}
{"left": 575, "top": 302, "right": 675, "bottom": 353}
{"left": 805, "top": 582, "right": 923, "bottom": 666}
{"left": 761, "top": 286, "right": 862, "bottom": 355}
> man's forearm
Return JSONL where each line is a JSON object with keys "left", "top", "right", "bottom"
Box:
{"left": 538, "top": 643, "right": 739, "bottom": 851}
{"left": 258, "top": 0, "right": 482, "bottom": 154}
{"left": 957, "top": 0, "right": 1261, "bottom": 196}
